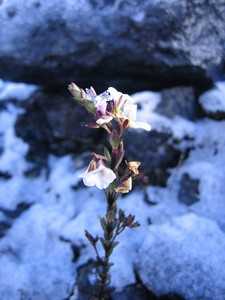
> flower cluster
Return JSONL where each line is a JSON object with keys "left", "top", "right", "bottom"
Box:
{"left": 69, "top": 83, "right": 151, "bottom": 193}
{"left": 68, "top": 83, "right": 151, "bottom": 299}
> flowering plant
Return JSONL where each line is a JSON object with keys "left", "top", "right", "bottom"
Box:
{"left": 69, "top": 83, "right": 151, "bottom": 299}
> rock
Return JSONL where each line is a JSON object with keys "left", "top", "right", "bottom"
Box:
{"left": 124, "top": 129, "right": 181, "bottom": 186}
{"left": 112, "top": 284, "right": 156, "bottom": 300}
{"left": 178, "top": 173, "right": 200, "bottom": 206}
{"left": 136, "top": 214, "right": 225, "bottom": 299}
{"left": 15, "top": 90, "right": 104, "bottom": 164}
{"left": 199, "top": 81, "right": 225, "bottom": 120}
{"left": 0, "top": 0, "right": 224, "bottom": 91}
{"left": 156, "top": 86, "right": 199, "bottom": 120}
{"left": 0, "top": 222, "right": 11, "bottom": 239}
{"left": 75, "top": 258, "right": 184, "bottom": 300}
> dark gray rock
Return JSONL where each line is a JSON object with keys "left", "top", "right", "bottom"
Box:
{"left": 0, "top": 0, "right": 224, "bottom": 92}
{"left": 112, "top": 284, "right": 156, "bottom": 300}
{"left": 124, "top": 129, "right": 181, "bottom": 186}
{"left": 15, "top": 90, "right": 104, "bottom": 164}
{"left": 0, "top": 203, "right": 32, "bottom": 238}
{"left": 74, "top": 261, "right": 184, "bottom": 300}
{"left": 0, "top": 222, "right": 11, "bottom": 239}
{"left": 178, "top": 173, "right": 200, "bottom": 206}
{"left": 156, "top": 86, "right": 199, "bottom": 120}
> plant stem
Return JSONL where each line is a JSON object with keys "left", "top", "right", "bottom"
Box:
{"left": 98, "top": 254, "right": 110, "bottom": 299}
{"left": 97, "top": 195, "right": 117, "bottom": 299}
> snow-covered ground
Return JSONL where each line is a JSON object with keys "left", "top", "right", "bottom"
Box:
{"left": 1, "top": 80, "right": 225, "bottom": 299}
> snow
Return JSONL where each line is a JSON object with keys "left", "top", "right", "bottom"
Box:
{"left": 135, "top": 213, "right": 225, "bottom": 299}
{"left": 0, "top": 80, "right": 38, "bottom": 101}
{"left": 0, "top": 120, "right": 28, "bottom": 175}
{"left": 1, "top": 79, "right": 225, "bottom": 299}
{"left": 199, "top": 81, "right": 225, "bottom": 114}
{"left": 0, "top": 204, "right": 75, "bottom": 300}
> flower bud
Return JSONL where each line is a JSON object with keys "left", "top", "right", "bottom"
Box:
{"left": 119, "top": 209, "right": 125, "bottom": 222}
{"left": 68, "top": 82, "right": 88, "bottom": 103}
{"left": 124, "top": 214, "right": 135, "bottom": 227}
{"left": 123, "top": 119, "right": 130, "bottom": 130}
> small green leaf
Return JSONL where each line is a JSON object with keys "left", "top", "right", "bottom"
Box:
{"left": 110, "top": 220, "right": 119, "bottom": 232}
{"left": 104, "top": 147, "right": 111, "bottom": 164}
{"left": 100, "top": 237, "right": 106, "bottom": 250}
{"left": 68, "top": 83, "right": 88, "bottom": 103}
{"left": 109, "top": 130, "right": 120, "bottom": 149}
{"left": 99, "top": 217, "right": 107, "bottom": 232}
{"left": 112, "top": 241, "right": 119, "bottom": 249}
{"left": 83, "top": 99, "right": 96, "bottom": 113}
{"left": 106, "top": 210, "right": 116, "bottom": 222}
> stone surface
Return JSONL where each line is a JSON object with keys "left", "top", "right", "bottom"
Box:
{"left": 156, "top": 86, "right": 199, "bottom": 120}
{"left": 0, "top": 0, "right": 224, "bottom": 91}
{"left": 178, "top": 173, "right": 200, "bottom": 206}
{"left": 124, "top": 129, "right": 181, "bottom": 186}
{"left": 15, "top": 90, "right": 104, "bottom": 164}
{"left": 136, "top": 214, "right": 225, "bottom": 300}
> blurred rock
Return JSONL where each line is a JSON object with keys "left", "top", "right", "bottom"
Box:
{"left": 0, "top": 0, "right": 224, "bottom": 92}
{"left": 112, "top": 284, "right": 156, "bottom": 300}
{"left": 0, "top": 222, "right": 11, "bottom": 239}
{"left": 124, "top": 129, "right": 181, "bottom": 186}
{"left": 14, "top": 90, "right": 104, "bottom": 164}
{"left": 156, "top": 86, "right": 198, "bottom": 120}
{"left": 178, "top": 173, "right": 200, "bottom": 206}
{"left": 136, "top": 214, "right": 225, "bottom": 299}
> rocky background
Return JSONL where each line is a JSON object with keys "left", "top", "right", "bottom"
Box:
{"left": 0, "top": 0, "right": 225, "bottom": 299}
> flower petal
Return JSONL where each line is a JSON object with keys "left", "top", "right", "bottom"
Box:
{"left": 123, "top": 103, "right": 137, "bottom": 121}
{"left": 96, "top": 115, "right": 113, "bottom": 125}
{"left": 107, "top": 87, "right": 122, "bottom": 101}
{"left": 79, "top": 163, "right": 116, "bottom": 189}
{"left": 135, "top": 121, "right": 151, "bottom": 131}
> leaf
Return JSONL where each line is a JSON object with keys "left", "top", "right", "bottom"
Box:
{"left": 99, "top": 217, "right": 107, "bottom": 232}
{"left": 83, "top": 99, "right": 96, "bottom": 113}
{"left": 110, "top": 220, "right": 118, "bottom": 232}
{"left": 104, "top": 147, "right": 111, "bottom": 164}
{"left": 112, "top": 241, "right": 119, "bottom": 249}
{"left": 100, "top": 237, "right": 106, "bottom": 250}
{"left": 109, "top": 130, "right": 120, "bottom": 149}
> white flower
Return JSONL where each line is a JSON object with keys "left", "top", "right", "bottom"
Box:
{"left": 123, "top": 102, "right": 151, "bottom": 131}
{"left": 108, "top": 88, "right": 151, "bottom": 131}
{"left": 79, "top": 160, "right": 116, "bottom": 189}
{"left": 87, "top": 86, "right": 151, "bottom": 131}
{"left": 107, "top": 87, "right": 123, "bottom": 102}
